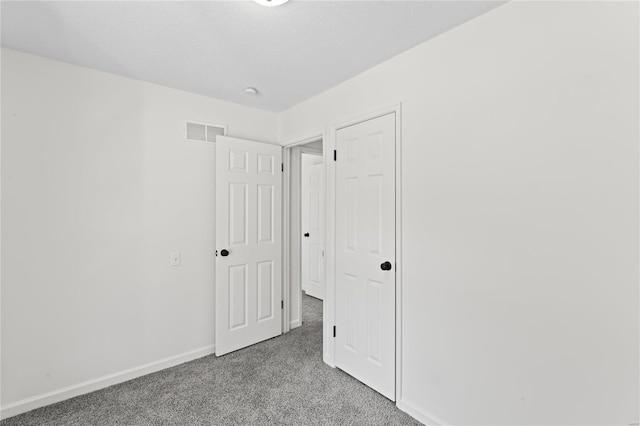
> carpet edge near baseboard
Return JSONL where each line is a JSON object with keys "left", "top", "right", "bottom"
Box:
{"left": 0, "top": 344, "right": 215, "bottom": 420}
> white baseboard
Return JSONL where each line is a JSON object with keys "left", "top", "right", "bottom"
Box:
{"left": 1, "top": 344, "right": 215, "bottom": 420}
{"left": 290, "top": 319, "right": 302, "bottom": 329}
{"left": 397, "top": 398, "right": 449, "bottom": 426}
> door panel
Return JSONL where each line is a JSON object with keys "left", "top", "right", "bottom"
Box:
{"left": 216, "top": 136, "right": 282, "bottom": 356}
{"left": 302, "top": 156, "right": 325, "bottom": 300}
{"left": 257, "top": 260, "right": 274, "bottom": 322}
{"left": 257, "top": 185, "right": 274, "bottom": 243}
{"left": 228, "top": 264, "right": 248, "bottom": 330}
{"left": 335, "top": 113, "right": 396, "bottom": 400}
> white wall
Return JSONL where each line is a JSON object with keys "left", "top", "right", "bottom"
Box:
{"left": 278, "top": 2, "right": 639, "bottom": 425}
{"left": 1, "top": 48, "right": 277, "bottom": 416}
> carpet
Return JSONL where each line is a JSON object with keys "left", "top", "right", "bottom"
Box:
{"left": 1, "top": 293, "right": 421, "bottom": 425}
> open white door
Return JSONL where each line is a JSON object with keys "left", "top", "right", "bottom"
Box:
{"left": 301, "top": 155, "right": 325, "bottom": 300}
{"left": 215, "top": 136, "right": 282, "bottom": 356}
{"left": 335, "top": 113, "right": 396, "bottom": 400}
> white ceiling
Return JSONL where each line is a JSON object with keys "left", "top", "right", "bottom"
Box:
{"left": 1, "top": 1, "right": 503, "bottom": 112}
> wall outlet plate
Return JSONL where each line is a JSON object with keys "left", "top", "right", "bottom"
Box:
{"left": 171, "top": 252, "right": 181, "bottom": 266}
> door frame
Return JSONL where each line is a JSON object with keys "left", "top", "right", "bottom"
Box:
{"left": 282, "top": 103, "right": 403, "bottom": 401}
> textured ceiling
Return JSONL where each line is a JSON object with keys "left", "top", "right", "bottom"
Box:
{"left": 1, "top": 1, "right": 503, "bottom": 112}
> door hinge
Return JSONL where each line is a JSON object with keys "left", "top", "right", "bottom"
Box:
{"left": 333, "top": 150, "right": 337, "bottom": 161}
{"left": 333, "top": 325, "right": 336, "bottom": 337}
{"left": 215, "top": 250, "right": 218, "bottom": 257}
{"left": 281, "top": 163, "right": 284, "bottom": 172}
{"left": 281, "top": 300, "right": 284, "bottom": 309}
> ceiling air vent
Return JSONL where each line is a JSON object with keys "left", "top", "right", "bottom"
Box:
{"left": 185, "top": 121, "right": 227, "bottom": 143}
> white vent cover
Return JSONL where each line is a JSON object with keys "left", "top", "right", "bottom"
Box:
{"left": 185, "top": 121, "right": 227, "bottom": 143}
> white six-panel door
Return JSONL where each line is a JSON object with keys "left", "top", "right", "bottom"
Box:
{"left": 335, "top": 113, "right": 396, "bottom": 400}
{"left": 215, "top": 136, "right": 282, "bottom": 356}
{"left": 302, "top": 155, "right": 325, "bottom": 300}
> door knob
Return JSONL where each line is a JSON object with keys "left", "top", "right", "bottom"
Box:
{"left": 380, "top": 261, "right": 392, "bottom": 271}
{"left": 304, "top": 233, "right": 310, "bottom": 237}
{"left": 220, "top": 249, "right": 230, "bottom": 257}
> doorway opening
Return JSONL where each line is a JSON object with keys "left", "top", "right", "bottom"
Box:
{"left": 284, "top": 138, "right": 325, "bottom": 337}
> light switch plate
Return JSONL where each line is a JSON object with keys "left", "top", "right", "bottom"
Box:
{"left": 171, "top": 252, "right": 181, "bottom": 266}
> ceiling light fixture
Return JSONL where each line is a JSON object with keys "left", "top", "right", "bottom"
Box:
{"left": 253, "top": 0, "right": 289, "bottom": 7}
{"left": 244, "top": 87, "right": 259, "bottom": 95}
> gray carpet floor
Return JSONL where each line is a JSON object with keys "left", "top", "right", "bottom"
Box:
{"left": 2, "top": 293, "right": 421, "bottom": 425}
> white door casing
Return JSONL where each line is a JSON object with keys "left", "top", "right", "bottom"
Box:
{"left": 215, "top": 136, "right": 283, "bottom": 356}
{"left": 302, "top": 155, "right": 325, "bottom": 300}
{"left": 335, "top": 112, "right": 396, "bottom": 400}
